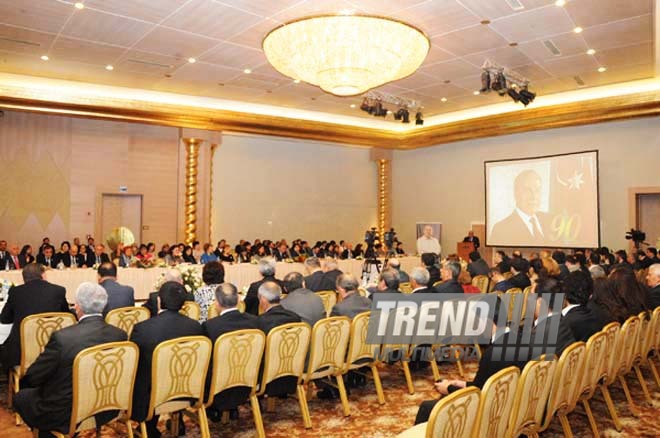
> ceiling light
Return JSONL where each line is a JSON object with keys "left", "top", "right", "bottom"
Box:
{"left": 586, "top": 49, "right": 596, "bottom": 55}
{"left": 105, "top": 65, "right": 114, "bottom": 71}
{"left": 598, "top": 67, "right": 607, "bottom": 73}
{"left": 74, "top": 2, "right": 84, "bottom": 9}
{"left": 40, "top": 55, "right": 49, "bottom": 61}
{"left": 263, "top": 15, "right": 429, "bottom": 96}
{"left": 573, "top": 26, "right": 583, "bottom": 33}
{"left": 243, "top": 68, "right": 252, "bottom": 74}
{"left": 441, "top": 97, "right": 447, "bottom": 102}
{"left": 350, "top": 104, "right": 356, "bottom": 108}
{"left": 473, "top": 90, "right": 480, "bottom": 95}
{"left": 293, "top": 79, "right": 301, "bottom": 83}
{"left": 187, "top": 57, "right": 196, "bottom": 63}
{"left": 554, "top": 0, "right": 566, "bottom": 6}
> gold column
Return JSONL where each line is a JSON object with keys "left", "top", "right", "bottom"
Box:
{"left": 183, "top": 137, "right": 202, "bottom": 245}
{"left": 208, "top": 143, "right": 218, "bottom": 243}
{"left": 377, "top": 158, "right": 392, "bottom": 239}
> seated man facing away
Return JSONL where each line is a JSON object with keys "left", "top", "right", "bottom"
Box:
{"left": 489, "top": 267, "right": 513, "bottom": 293}
{"left": 331, "top": 273, "right": 372, "bottom": 319}
{"left": 467, "top": 251, "right": 490, "bottom": 278}
{"left": 1, "top": 263, "right": 70, "bottom": 372}
{"left": 97, "top": 262, "right": 135, "bottom": 316}
{"left": 508, "top": 257, "right": 531, "bottom": 290}
{"left": 410, "top": 267, "right": 435, "bottom": 294}
{"left": 373, "top": 268, "right": 402, "bottom": 296}
{"left": 14, "top": 282, "right": 127, "bottom": 437}
{"left": 561, "top": 271, "right": 606, "bottom": 341}
{"left": 303, "top": 257, "right": 325, "bottom": 292}
{"left": 281, "top": 272, "right": 325, "bottom": 328}
{"left": 130, "top": 281, "right": 204, "bottom": 438}
{"left": 434, "top": 261, "right": 464, "bottom": 294}
{"left": 317, "top": 258, "right": 343, "bottom": 292}
{"left": 387, "top": 258, "right": 410, "bottom": 283}
{"left": 245, "top": 257, "right": 285, "bottom": 315}
{"left": 257, "top": 281, "right": 301, "bottom": 335}
{"left": 142, "top": 269, "right": 194, "bottom": 317}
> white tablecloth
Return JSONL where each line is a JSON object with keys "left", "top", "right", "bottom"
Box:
{"left": 0, "top": 256, "right": 422, "bottom": 302}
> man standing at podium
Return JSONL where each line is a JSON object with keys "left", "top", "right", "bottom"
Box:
{"left": 416, "top": 225, "right": 441, "bottom": 256}
{"left": 463, "top": 231, "right": 480, "bottom": 249}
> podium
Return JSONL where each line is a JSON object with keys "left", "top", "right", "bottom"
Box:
{"left": 457, "top": 242, "right": 475, "bottom": 262}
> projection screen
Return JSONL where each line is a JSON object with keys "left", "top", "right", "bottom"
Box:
{"left": 485, "top": 150, "right": 600, "bottom": 248}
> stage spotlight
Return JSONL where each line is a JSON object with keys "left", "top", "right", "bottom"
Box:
{"left": 415, "top": 111, "right": 424, "bottom": 125}
{"left": 479, "top": 70, "right": 491, "bottom": 93}
{"left": 360, "top": 98, "right": 371, "bottom": 113}
{"left": 519, "top": 87, "right": 536, "bottom": 103}
{"left": 507, "top": 87, "right": 521, "bottom": 102}
{"left": 491, "top": 71, "right": 506, "bottom": 94}
{"left": 401, "top": 109, "right": 410, "bottom": 123}
{"left": 393, "top": 108, "right": 403, "bottom": 120}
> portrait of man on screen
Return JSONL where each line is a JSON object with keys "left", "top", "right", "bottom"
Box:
{"left": 490, "top": 169, "right": 551, "bottom": 246}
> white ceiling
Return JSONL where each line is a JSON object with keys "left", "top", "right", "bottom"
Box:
{"left": 0, "top": 0, "right": 655, "bottom": 120}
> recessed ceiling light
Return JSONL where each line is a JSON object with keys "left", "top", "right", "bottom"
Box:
{"left": 74, "top": 2, "right": 84, "bottom": 10}
{"left": 350, "top": 104, "right": 356, "bottom": 108}
{"left": 187, "top": 57, "right": 196, "bottom": 63}
{"left": 40, "top": 55, "right": 49, "bottom": 61}
{"left": 473, "top": 91, "right": 480, "bottom": 95}
{"left": 509, "top": 42, "right": 518, "bottom": 47}
{"left": 554, "top": 0, "right": 566, "bottom": 6}
{"left": 573, "top": 26, "right": 583, "bottom": 33}
{"left": 586, "top": 49, "right": 596, "bottom": 55}
{"left": 293, "top": 79, "right": 301, "bottom": 84}
{"left": 105, "top": 64, "right": 114, "bottom": 71}
{"left": 441, "top": 97, "right": 448, "bottom": 102}
{"left": 480, "top": 20, "right": 491, "bottom": 25}
{"left": 243, "top": 68, "right": 252, "bottom": 74}
{"left": 598, "top": 67, "right": 607, "bottom": 73}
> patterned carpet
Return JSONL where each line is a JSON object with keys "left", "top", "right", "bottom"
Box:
{"left": 1, "top": 358, "right": 659, "bottom": 437}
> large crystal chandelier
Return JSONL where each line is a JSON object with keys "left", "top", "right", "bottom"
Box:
{"left": 262, "top": 15, "right": 430, "bottom": 97}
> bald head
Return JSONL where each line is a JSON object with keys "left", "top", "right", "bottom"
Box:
{"left": 514, "top": 169, "right": 542, "bottom": 215}
{"left": 647, "top": 264, "right": 660, "bottom": 288}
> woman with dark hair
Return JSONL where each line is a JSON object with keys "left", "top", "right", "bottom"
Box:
{"left": 55, "top": 241, "right": 72, "bottom": 267}
{"left": 218, "top": 246, "right": 235, "bottom": 263}
{"left": 194, "top": 261, "right": 226, "bottom": 322}
{"left": 182, "top": 245, "right": 197, "bottom": 264}
{"left": 528, "top": 258, "right": 545, "bottom": 284}
{"left": 608, "top": 266, "right": 649, "bottom": 318}
{"left": 494, "top": 250, "right": 510, "bottom": 274}
{"left": 147, "top": 242, "right": 156, "bottom": 255}
{"left": 587, "top": 277, "right": 618, "bottom": 324}
{"left": 19, "top": 245, "right": 34, "bottom": 265}
{"left": 354, "top": 244, "right": 364, "bottom": 258}
{"left": 290, "top": 243, "right": 302, "bottom": 259}
{"left": 200, "top": 243, "right": 218, "bottom": 264}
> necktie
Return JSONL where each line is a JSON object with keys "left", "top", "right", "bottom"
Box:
{"left": 13, "top": 256, "right": 18, "bottom": 269}
{"left": 96, "top": 255, "right": 101, "bottom": 264}
{"left": 530, "top": 216, "right": 543, "bottom": 237}
{"left": 46, "top": 258, "right": 50, "bottom": 266}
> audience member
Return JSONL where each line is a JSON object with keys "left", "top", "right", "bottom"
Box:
{"left": 331, "top": 274, "right": 371, "bottom": 319}
{"left": 493, "top": 250, "right": 511, "bottom": 275}
{"left": 458, "top": 270, "right": 480, "bottom": 293}
{"left": 55, "top": 241, "right": 72, "bottom": 268}
{"left": 562, "top": 271, "right": 604, "bottom": 341}
{"left": 421, "top": 253, "right": 440, "bottom": 287}
{"left": 245, "top": 258, "right": 284, "bottom": 315}
{"left": 318, "top": 258, "right": 343, "bottom": 291}
{"left": 194, "top": 261, "right": 225, "bottom": 322}
{"left": 508, "top": 257, "right": 531, "bottom": 290}
{"left": 647, "top": 264, "right": 660, "bottom": 309}
{"left": 434, "top": 262, "right": 463, "bottom": 294}
{"left": 142, "top": 269, "right": 194, "bottom": 317}
{"left": 374, "top": 268, "right": 401, "bottom": 295}
{"left": 410, "top": 267, "right": 435, "bottom": 294}
{"left": 467, "top": 251, "right": 489, "bottom": 278}
{"left": 489, "top": 267, "right": 512, "bottom": 293}
{"left": 5, "top": 243, "right": 22, "bottom": 270}
{"left": 97, "top": 262, "right": 134, "bottom": 315}
{"left": 200, "top": 243, "right": 218, "bottom": 264}
{"left": 19, "top": 244, "right": 34, "bottom": 265}
{"left": 257, "top": 281, "right": 301, "bottom": 335}
{"left": 304, "top": 257, "right": 325, "bottom": 292}
{"left": 36, "top": 245, "right": 57, "bottom": 268}
{"left": 387, "top": 258, "right": 410, "bottom": 283}
{"left": 281, "top": 272, "right": 325, "bottom": 327}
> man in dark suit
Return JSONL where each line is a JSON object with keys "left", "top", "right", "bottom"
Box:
{"left": 490, "top": 267, "right": 513, "bottom": 293}
{"left": 331, "top": 273, "right": 372, "bottom": 319}
{"left": 245, "top": 258, "right": 285, "bottom": 315}
{"left": 256, "top": 281, "right": 301, "bottom": 335}
{"left": 561, "top": 271, "right": 605, "bottom": 341}
{"left": 318, "top": 258, "right": 343, "bottom": 292}
{"left": 304, "top": 257, "right": 325, "bottom": 292}
{"left": 69, "top": 245, "right": 86, "bottom": 269}
{"left": 281, "top": 272, "right": 325, "bottom": 327}
{"left": 5, "top": 243, "right": 23, "bottom": 270}
{"left": 13, "top": 282, "right": 127, "bottom": 436}
{"left": 1, "top": 263, "right": 70, "bottom": 371}
{"left": 36, "top": 246, "right": 57, "bottom": 269}
{"left": 142, "top": 269, "right": 194, "bottom": 317}
{"left": 647, "top": 264, "right": 660, "bottom": 309}
{"left": 462, "top": 231, "right": 480, "bottom": 249}
{"left": 97, "top": 262, "right": 134, "bottom": 315}
{"left": 86, "top": 244, "right": 110, "bottom": 268}
{"left": 434, "top": 262, "right": 464, "bottom": 294}
{"left": 421, "top": 253, "right": 440, "bottom": 287}
{"left": 273, "top": 243, "right": 290, "bottom": 262}
{"left": 372, "top": 268, "right": 402, "bottom": 296}
{"left": 467, "top": 251, "right": 489, "bottom": 278}
{"left": 340, "top": 243, "right": 355, "bottom": 260}
{"left": 410, "top": 267, "right": 436, "bottom": 294}
{"left": 0, "top": 240, "right": 8, "bottom": 269}
{"left": 508, "top": 257, "right": 531, "bottom": 290}
{"left": 130, "top": 281, "right": 204, "bottom": 437}
{"left": 489, "top": 169, "right": 552, "bottom": 246}
{"left": 387, "top": 258, "right": 410, "bottom": 283}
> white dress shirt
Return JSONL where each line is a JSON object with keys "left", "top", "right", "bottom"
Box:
{"left": 515, "top": 208, "right": 544, "bottom": 237}
{"left": 416, "top": 236, "right": 441, "bottom": 255}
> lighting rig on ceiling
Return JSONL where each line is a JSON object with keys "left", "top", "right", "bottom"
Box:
{"left": 359, "top": 90, "right": 424, "bottom": 125}
{"left": 478, "top": 59, "right": 536, "bottom": 106}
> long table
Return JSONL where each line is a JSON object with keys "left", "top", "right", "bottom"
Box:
{"left": 0, "top": 256, "right": 421, "bottom": 302}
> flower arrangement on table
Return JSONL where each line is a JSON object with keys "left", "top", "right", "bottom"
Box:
{"left": 153, "top": 264, "right": 202, "bottom": 293}
{"left": 136, "top": 257, "right": 167, "bottom": 269}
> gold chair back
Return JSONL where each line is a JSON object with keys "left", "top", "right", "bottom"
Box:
{"left": 427, "top": 386, "right": 480, "bottom": 438}
{"left": 305, "top": 317, "right": 350, "bottom": 381}
{"left": 148, "top": 336, "right": 212, "bottom": 418}
{"left": 207, "top": 303, "right": 219, "bottom": 320}
{"left": 471, "top": 275, "right": 489, "bottom": 293}
{"left": 345, "top": 312, "right": 379, "bottom": 370}
{"left": 503, "top": 288, "right": 523, "bottom": 322}
{"left": 207, "top": 329, "right": 265, "bottom": 403}
{"left": 541, "top": 342, "right": 586, "bottom": 432}
{"left": 474, "top": 366, "right": 519, "bottom": 438}
{"left": 316, "top": 290, "right": 337, "bottom": 318}
{"left": 68, "top": 341, "right": 139, "bottom": 435}
{"left": 400, "top": 282, "right": 413, "bottom": 294}
{"left": 579, "top": 331, "right": 607, "bottom": 400}
{"left": 507, "top": 359, "right": 556, "bottom": 437}
{"left": 237, "top": 299, "right": 246, "bottom": 313}
{"left": 652, "top": 308, "right": 660, "bottom": 353}
{"left": 617, "top": 315, "right": 640, "bottom": 376}
{"left": 502, "top": 272, "right": 513, "bottom": 280}
{"left": 105, "top": 307, "right": 150, "bottom": 336}
{"left": 637, "top": 311, "right": 652, "bottom": 361}
{"left": 258, "top": 322, "right": 311, "bottom": 396}
{"left": 601, "top": 322, "right": 621, "bottom": 385}
{"left": 20, "top": 312, "right": 77, "bottom": 374}
{"left": 358, "top": 287, "right": 368, "bottom": 297}
{"left": 180, "top": 301, "right": 201, "bottom": 321}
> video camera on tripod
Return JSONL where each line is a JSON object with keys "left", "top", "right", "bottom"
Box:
{"left": 625, "top": 228, "right": 648, "bottom": 249}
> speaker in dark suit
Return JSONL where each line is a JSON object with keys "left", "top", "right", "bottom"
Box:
{"left": 130, "top": 282, "right": 204, "bottom": 434}
{"left": 462, "top": 233, "right": 480, "bottom": 249}
{"left": 0, "top": 264, "right": 70, "bottom": 370}
{"left": 13, "top": 284, "right": 127, "bottom": 435}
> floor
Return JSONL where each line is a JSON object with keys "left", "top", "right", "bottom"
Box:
{"left": 1, "top": 359, "right": 659, "bottom": 437}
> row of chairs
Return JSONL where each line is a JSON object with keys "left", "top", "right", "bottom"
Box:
{"left": 397, "top": 307, "right": 660, "bottom": 437}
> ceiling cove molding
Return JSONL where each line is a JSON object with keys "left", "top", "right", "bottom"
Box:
{"left": 0, "top": 79, "right": 659, "bottom": 149}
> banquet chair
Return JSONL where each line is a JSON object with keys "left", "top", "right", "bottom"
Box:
{"left": 207, "top": 304, "right": 219, "bottom": 320}
{"left": 471, "top": 275, "right": 489, "bottom": 293}
{"left": 9, "top": 312, "right": 77, "bottom": 425}
{"left": 358, "top": 287, "right": 368, "bottom": 297}
{"left": 646, "top": 307, "right": 660, "bottom": 387}
{"left": 180, "top": 301, "right": 201, "bottom": 321}
{"left": 137, "top": 336, "right": 212, "bottom": 438}
{"left": 237, "top": 300, "right": 246, "bottom": 313}
{"left": 598, "top": 322, "right": 623, "bottom": 431}
{"left": 380, "top": 306, "right": 415, "bottom": 394}
{"left": 400, "top": 282, "right": 413, "bottom": 294}
{"left": 614, "top": 315, "right": 642, "bottom": 415}
{"left": 316, "top": 291, "right": 337, "bottom": 318}
{"left": 474, "top": 366, "right": 520, "bottom": 438}
{"left": 506, "top": 358, "right": 556, "bottom": 438}
{"left": 344, "top": 312, "right": 385, "bottom": 404}
{"left": 303, "top": 317, "right": 351, "bottom": 416}
{"left": 205, "top": 329, "right": 266, "bottom": 438}
{"left": 257, "top": 322, "right": 312, "bottom": 428}
{"left": 105, "top": 307, "right": 150, "bottom": 336}
{"left": 632, "top": 311, "right": 653, "bottom": 402}
{"left": 432, "top": 280, "right": 443, "bottom": 288}
{"left": 35, "top": 341, "right": 139, "bottom": 437}
{"left": 396, "top": 387, "right": 481, "bottom": 438}
{"left": 503, "top": 288, "right": 523, "bottom": 324}
{"left": 502, "top": 272, "right": 513, "bottom": 280}
{"left": 577, "top": 331, "right": 608, "bottom": 437}
{"left": 539, "top": 341, "right": 586, "bottom": 437}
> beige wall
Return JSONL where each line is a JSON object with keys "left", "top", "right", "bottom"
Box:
{"left": 211, "top": 133, "right": 377, "bottom": 245}
{"left": 392, "top": 116, "right": 660, "bottom": 254}
{"left": 0, "top": 110, "right": 181, "bottom": 249}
